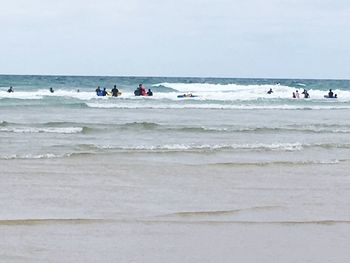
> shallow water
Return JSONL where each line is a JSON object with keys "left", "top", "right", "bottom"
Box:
{"left": 1, "top": 75, "right": 350, "bottom": 262}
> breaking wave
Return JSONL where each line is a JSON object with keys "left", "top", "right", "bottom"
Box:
{"left": 0, "top": 127, "right": 84, "bottom": 134}
{"left": 2, "top": 121, "right": 350, "bottom": 134}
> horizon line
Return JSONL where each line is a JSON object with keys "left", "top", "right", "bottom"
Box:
{"left": 0, "top": 73, "right": 349, "bottom": 81}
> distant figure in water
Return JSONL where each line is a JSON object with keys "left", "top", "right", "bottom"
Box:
{"left": 293, "top": 90, "right": 299, "bottom": 98}
{"left": 95, "top": 86, "right": 102, "bottom": 96}
{"left": 102, "top": 88, "right": 107, "bottom": 96}
{"left": 134, "top": 84, "right": 146, "bottom": 96}
{"left": 147, "top": 89, "right": 153, "bottom": 96}
{"left": 267, "top": 88, "right": 273, "bottom": 94}
{"left": 7, "top": 86, "right": 14, "bottom": 93}
{"left": 302, "top": 89, "right": 310, "bottom": 98}
{"left": 328, "top": 89, "right": 334, "bottom": 98}
{"left": 334, "top": 94, "right": 338, "bottom": 98}
{"left": 111, "top": 85, "right": 119, "bottom": 97}
{"left": 140, "top": 84, "right": 146, "bottom": 96}
{"left": 77, "top": 89, "right": 80, "bottom": 93}
{"left": 178, "top": 93, "right": 196, "bottom": 98}
{"left": 49, "top": 87, "right": 54, "bottom": 93}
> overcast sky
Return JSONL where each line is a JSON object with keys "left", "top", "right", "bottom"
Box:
{"left": 0, "top": 0, "right": 349, "bottom": 78}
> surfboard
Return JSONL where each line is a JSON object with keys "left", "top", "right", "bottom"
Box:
{"left": 177, "top": 94, "right": 198, "bottom": 98}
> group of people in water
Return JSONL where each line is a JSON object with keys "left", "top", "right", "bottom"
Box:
{"left": 267, "top": 88, "right": 337, "bottom": 99}
{"left": 292, "top": 89, "right": 310, "bottom": 99}
{"left": 95, "top": 85, "right": 121, "bottom": 97}
{"left": 95, "top": 84, "right": 153, "bottom": 97}
{"left": 3, "top": 85, "right": 339, "bottom": 100}
{"left": 324, "top": 89, "right": 337, "bottom": 98}
{"left": 133, "top": 84, "right": 153, "bottom": 96}
{"left": 6, "top": 86, "right": 56, "bottom": 93}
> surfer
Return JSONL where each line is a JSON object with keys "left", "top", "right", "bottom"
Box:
{"left": 328, "top": 89, "right": 334, "bottom": 98}
{"left": 267, "top": 88, "right": 273, "bottom": 94}
{"left": 95, "top": 86, "right": 102, "bottom": 96}
{"left": 293, "top": 90, "right": 299, "bottom": 98}
{"left": 178, "top": 93, "right": 196, "bottom": 98}
{"left": 134, "top": 84, "right": 146, "bottom": 96}
{"left": 49, "top": 87, "right": 54, "bottom": 93}
{"left": 301, "top": 89, "right": 309, "bottom": 98}
{"left": 7, "top": 86, "right": 14, "bottom": 93}
{"left": 111, "top": 85, "right": 119, "bottom": 97}
{"left": 102, "top": 88, "right": 107, "bottom": 96}
{"left": 147, "top": 89, "right": 153, "bottom": 96}
{"left": 140, "top": 84, "right": 146, "bottom": 96}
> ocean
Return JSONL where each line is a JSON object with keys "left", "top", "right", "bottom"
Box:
{"left": 1, "top": 75, "right": 350, "bottom": 262}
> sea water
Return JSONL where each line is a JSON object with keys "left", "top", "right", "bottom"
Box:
{"left": 1, "top": 75, "right": 350, "bottom": 160}
{"left": 1, "top": 75, "right": 350, "bottom": 262}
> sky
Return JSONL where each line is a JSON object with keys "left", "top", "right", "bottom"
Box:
{"left": 0, "top": 0, "right": 350, "bottom": 78}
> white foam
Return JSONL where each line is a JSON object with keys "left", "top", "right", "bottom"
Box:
{"left": 1, "top": 153, "right": 68, "bottom": 160}
{"left": 153, "top": 83, "right": 350, "bottom": 101}
{"left": 2, "top": 85, "right": 350, "bottom": 106}
{"left": 85, "top": 102, "right": 350, "bottom": 110}
{"left": 0, "top": 127, "right": 83, "bottom": 134}
{"left": 154, "top": 83, "right": 282, "bottom": 93}
{"left": 93, "top": 142, "right": 304, "bottom": 152}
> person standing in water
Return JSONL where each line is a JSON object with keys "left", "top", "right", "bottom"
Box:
{"left": 134, "top": 84, "right": 146, "bottom": 96}
{"left": 111, "top": 85, "right": 119, "bottom": 97}
{"left": 328, "top": 89, "right": 334, "bottom": 98}
{"left": 140, "top": 84, "right": 146, "bottom": 96}
{"left": 302, "top": 89, "right": 309, "bottom": 98}
{"left": 102, "top": 88, "right": 107, "bottom": 96}
{"left": 95, "top": 86, "right": 102, "bottom": 96}
{"left": 7, "top": 86, "right": 14, "bottom": 93}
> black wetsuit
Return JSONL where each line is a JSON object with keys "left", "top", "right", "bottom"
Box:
{"left": 134, "top": 89, "right": 141, "bottom": 96}
{"left": 111, "top": 88, "right": 119, "bottom": 97}
{"left": 302, "top": 90, "right": 309, "bottom": 98}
